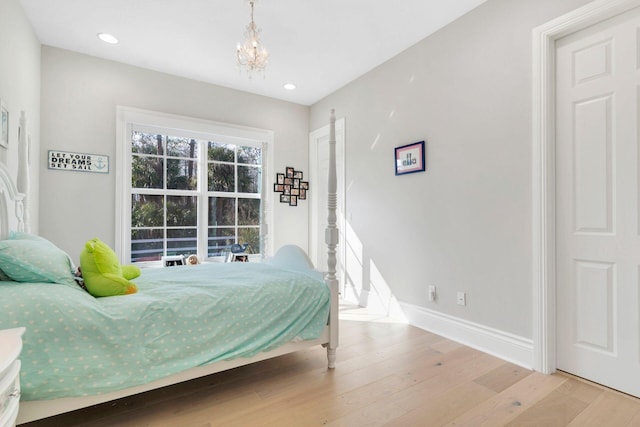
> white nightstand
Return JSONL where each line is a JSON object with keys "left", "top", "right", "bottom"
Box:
{"left": 0, "top": 328, "right": 24, "bottom": 427}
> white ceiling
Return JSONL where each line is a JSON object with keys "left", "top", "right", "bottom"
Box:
{"left": 19, "top": 0, "right": 487, "bottom": 106}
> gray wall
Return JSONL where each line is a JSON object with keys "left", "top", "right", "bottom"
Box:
{"left": 40, "top": 47, "right": 310, "bottom": 262}
{"left": 310, "top": 0, "right": 592, "bottom": 338}
{"left": 0, "top": 0, "right": 40, "bottom": 231}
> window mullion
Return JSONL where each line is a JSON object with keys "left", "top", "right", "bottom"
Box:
{"left": 198, "top": 142, "right": 208, "bottom": 259}
{"left": 163, "top": 135, "right": 168, "bottom": 258}
{"left": 235, "top": 147, "right": 239, "bottom": 244}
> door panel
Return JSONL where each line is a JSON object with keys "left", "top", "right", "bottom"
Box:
{"left": 556, "top": 7, "right": 640, "bottom": 397}
{"left": 574, "top": 260, "right": 615, "bottom": 353}
{"left": 574, "top": 96, "right": 613, "bottom": 233}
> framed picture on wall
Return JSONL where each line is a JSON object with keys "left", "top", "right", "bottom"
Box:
{"left": 395, "top": 141, "right": 425, "bottom": 175}
{"left": 273, "top": 167, "right": 309, "bottom": 207}
{"left": 286, "top": 167, "right": 294, "bottom": 178}
{"left": 0, "top": 99, "right": 8, "bottom": 148}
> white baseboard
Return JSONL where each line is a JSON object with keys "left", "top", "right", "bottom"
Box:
{"left": 399, "top": 302, "right": 534, "bottom": 370}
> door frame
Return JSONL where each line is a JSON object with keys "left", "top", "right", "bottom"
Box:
{"left": 533, "top": 0, "right": 640, "bottom": 374}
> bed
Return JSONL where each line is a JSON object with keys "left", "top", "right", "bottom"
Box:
{"left": 0, "top": 110, "right": 340, "bottom": 424}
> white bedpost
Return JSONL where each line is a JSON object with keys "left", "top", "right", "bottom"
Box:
{"left": 326, "top": 109, "right": 339, "bottom": 368}
{"left": 0, "top": 163, "right": 25, "bottom": 238}
{"left": 17, "top": 111, "right": 30, "bottom": 233}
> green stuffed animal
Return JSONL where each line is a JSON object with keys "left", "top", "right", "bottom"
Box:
{"left": 80, "top": 238, "right": 140, "bottom": 297}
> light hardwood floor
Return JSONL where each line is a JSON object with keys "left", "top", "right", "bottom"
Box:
{"left": 22, "top": 305, "right": 640, "bottom": 427}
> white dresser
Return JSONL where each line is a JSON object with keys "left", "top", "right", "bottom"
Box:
{"left": 0, "top": 328, "right": 24, "bottom": 427}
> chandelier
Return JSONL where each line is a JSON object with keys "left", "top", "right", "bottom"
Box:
{"left": 236, "top": 1, "right": 268, "bottom": 77}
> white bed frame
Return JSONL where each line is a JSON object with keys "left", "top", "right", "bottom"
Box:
{"left": 1, "top": 110, "right": 340, "bottom": 424}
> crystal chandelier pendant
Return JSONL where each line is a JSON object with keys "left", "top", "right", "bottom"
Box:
{"left": 236, "top": 1, "right": 268, "bottom": 78}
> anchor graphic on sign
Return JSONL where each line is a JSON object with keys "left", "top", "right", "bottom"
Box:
{"left": 94, "top": 158, "right": 106, "bottom": 170}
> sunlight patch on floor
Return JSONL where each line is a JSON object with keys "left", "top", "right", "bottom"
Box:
{"left": 339, "top": 301, "right": 408, "bottom": 324}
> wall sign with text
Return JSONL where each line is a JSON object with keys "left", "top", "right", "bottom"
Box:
{"left": 48, "top": 150, "right": 109, "bottom": 174}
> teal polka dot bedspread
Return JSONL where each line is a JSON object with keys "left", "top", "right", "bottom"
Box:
{"left": 0, "top": 262, "right": 330, "bottom": 401}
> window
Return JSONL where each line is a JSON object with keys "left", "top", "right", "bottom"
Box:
{"left": 116, "top": 107, "right": 273, "bottom": 264}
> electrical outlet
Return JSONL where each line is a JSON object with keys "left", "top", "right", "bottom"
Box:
{"left": 456, "top": 291, "right": 466, "bottom": 306}
{"left": 428, "top": 285, "right": 436, "bottom": 302}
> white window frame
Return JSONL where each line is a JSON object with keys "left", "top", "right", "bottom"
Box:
{"left": 115, "top": 106, "right": 274, "bottom": 264}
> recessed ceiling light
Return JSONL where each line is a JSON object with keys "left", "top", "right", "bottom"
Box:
{"left": 97, "top": 33, "right": 119, "bottom": 44}
{"left": 283, "top": 83, "right": 296, "bottom": 91}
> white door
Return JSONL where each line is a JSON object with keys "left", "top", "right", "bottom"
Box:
{"left": 556, "top": 8, "right": 640, "bottom": 396}
{"left": 309, "top": 118, "right": 345, "bottom": 285}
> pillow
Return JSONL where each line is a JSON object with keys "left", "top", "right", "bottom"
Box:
{"left": 8, "top": 231, "right": 77, "bottom": 270}
{"left": 0, "top": 239, "right": 76, "bottom": 286}
{"left": 0, "top": 231, "right": 44, "bottom": 281}
{"left": 9, "top": 231, "right": 53, "bottom": 243}
{"left": 265, "top": 245, "right": 323, "bottom": 281}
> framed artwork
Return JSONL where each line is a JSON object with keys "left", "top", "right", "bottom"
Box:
{"left": 161, "top": 255, "right": 186, "bottom": 267}
{"left": 274, "top": 167, "right": 308, "bottom": 206}
{"left": 0, "top": 100, "right": 8, "bottom": 148}
{"left": 395, "top": 141, "right": 425, "bottom": 175}
{"left": 286, "top": 167, "right": 294, "bottom": 178}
